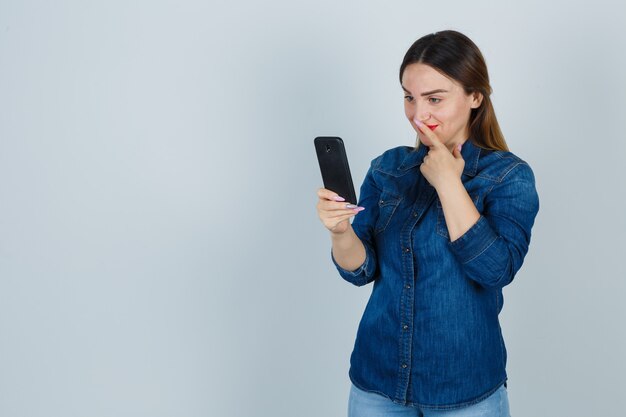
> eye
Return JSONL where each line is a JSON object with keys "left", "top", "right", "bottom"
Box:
{"left": 404, "top": 95, "right": 414, "bottom": 103}
{"left": 429, "top": 97, "right": 441, "bottom": 104}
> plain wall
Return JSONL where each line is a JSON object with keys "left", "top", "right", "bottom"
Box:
{"left": 1, "top": 0, "right": 625, "bottom": 416}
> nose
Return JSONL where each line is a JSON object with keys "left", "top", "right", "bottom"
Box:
{"left": 411, "top": 101, "right": 431, "bottom": 123}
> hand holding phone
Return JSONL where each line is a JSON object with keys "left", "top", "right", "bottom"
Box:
{"left": 314, "top": 137, "right": 364, "bottom": 234}
{"left": 314, "top": 136, "right": 357, "bottom": 204}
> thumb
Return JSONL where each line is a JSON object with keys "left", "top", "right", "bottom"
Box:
{"left": 453, "top": 143, "right": 463, "bottom": 159}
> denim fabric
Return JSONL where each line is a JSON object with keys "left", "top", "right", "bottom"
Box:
{"left": 348, "top": 381, "right": 510, "bottom": 416}
{"left": 331, "top": 139, "right": 539, "bottom": 409}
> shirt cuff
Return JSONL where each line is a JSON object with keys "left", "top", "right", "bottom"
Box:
{"left": 330, "top": 243, "right": 376, "bottom": 286}
{"left": 448, "top": 215, "right": 499, "bottom": 264}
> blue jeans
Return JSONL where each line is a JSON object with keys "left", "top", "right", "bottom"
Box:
{"left": 348, "top": 383, "right": 511, "bottom": 417}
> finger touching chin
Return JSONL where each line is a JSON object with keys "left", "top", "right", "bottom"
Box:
{"left": 419, "top": 136, "right": 433, "bottom": 147}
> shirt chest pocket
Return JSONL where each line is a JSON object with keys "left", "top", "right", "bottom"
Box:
{"left": 436, "top": 193, "right": 481, "bottom": 239}
{"left": 374, "top": 191, "right": 403, "bottom": 235}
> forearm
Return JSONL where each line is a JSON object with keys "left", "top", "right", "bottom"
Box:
{"left": 437, "top": 178, "right": 481, "bottom": 242}
{"left": 331, "top": 225, "right": 367, "bottom": 271}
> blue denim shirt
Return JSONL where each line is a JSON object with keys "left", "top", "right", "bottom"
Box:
{"left": 331, "top": 139, "right": 539, "bottom": 409}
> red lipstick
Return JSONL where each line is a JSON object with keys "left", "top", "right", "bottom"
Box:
{"left": 426, "top": 125, "right": 438, "bottom": 131}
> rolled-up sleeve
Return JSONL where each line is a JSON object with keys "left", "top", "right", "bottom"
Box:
{"left": 331, "top": 159, "right": 382, "bottom": 287}
{"left": 449, "top": 162, "right": 540, "bottom": 289}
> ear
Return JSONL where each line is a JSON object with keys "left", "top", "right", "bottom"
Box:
{"left": 470, "top": 91, "right": 483, "bottom": 109}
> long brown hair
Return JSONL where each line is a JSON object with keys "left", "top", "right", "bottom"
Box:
{"left": 399, "top": 30, "right": 509, "bottom": 151}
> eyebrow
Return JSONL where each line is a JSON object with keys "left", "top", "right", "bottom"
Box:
{"left": 401, "top": 86, "right": 449, "bottom": 96}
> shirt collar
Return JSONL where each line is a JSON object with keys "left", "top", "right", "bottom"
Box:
{"left": 398, "top": 139, "right": 482, "bottom": 177}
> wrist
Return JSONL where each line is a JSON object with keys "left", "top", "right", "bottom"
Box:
{"left": 435, "top": 175, "right": 463, "bottom": 195}
{"left": 331, "top": 224, "right": 355, "bottom": 244}
{"left": 331, "top": 226, "right": 350, "bottom": 238}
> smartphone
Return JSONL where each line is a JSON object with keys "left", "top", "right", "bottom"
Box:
{"left": 314, "top": 136, "right": 358, "bottom": 205}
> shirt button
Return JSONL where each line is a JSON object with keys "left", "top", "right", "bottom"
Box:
{"left": 413, "top": 212, "right": 418, "bottom": 217}
{"left": 404, "top": 248, "right": 410, "bottom": 253}
{"left": 402, "top": 364, "right": 408, "bottom": 369}
{"left": 405, "top": 284, "right": 411, "bottom": 289}
{"left": 403, "top": 324, "right": 409, "bottom": 330}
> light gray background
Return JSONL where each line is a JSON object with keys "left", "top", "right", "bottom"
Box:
{"left": 1, "top": 1, "right": 625, "bottom": 416}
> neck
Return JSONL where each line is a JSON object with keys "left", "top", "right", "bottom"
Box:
{"left": 446, "top": 138, "right": 467, "bottom": 153}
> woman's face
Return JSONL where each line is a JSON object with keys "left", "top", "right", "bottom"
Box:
{"left": 401, "top": 63, "right": 482, "bottom": 149}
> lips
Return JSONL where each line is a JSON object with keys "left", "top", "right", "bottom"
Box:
{"left": 426, "top": 125, "right": 438, "bottom": 131}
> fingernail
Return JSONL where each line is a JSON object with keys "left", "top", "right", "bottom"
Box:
{"left": 353, "top": 207, "right": 365, "bottom": 212}
{"left": 457, "top": 144, "right": 462, "bottom": 151}
{"left": 414, "top": 119, "right": 423, "bottom": 127}
{"left": 346, "top": 204, "right": 358, "bottom": 209}
{"left": 333, "top": 196, "right": 345, "bottom": 201}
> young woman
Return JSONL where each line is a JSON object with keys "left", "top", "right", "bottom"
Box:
{"left": 316, "top": 30, "right": 539, "bottom": 416}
